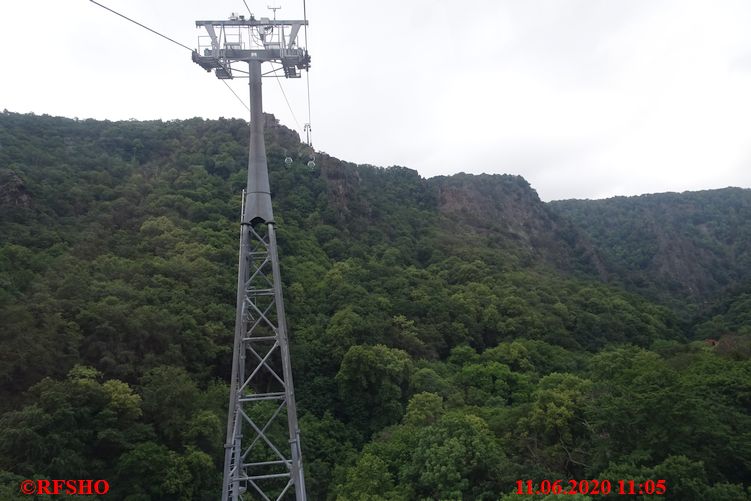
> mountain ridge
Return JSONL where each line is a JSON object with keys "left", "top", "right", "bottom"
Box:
{"left": 550, "top": 187, "right": 751, "bottom": 312}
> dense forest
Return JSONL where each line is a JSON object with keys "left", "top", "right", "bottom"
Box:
{"left": 0, "top": 110, "right": 749, "bottom": 500}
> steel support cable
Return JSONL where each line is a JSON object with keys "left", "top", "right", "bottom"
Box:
{"left": 88, "top": 0, "right": 251, "bottom": 113}
{"left": 302, "top": 0, "right": 309, "bottom": 49}
{"left": 222, "top": 81, "right": 251, "bottom": 112}
{"left": 304, "top": 72, "right": 312, "bottom": 146}
{"left": 89, "top": 0, "right": 193, "bottom": 52}
{"left": 303, "top": 0, "right": 312, "bottom": 146}
{"left": 271, "top": 67, "right": 303, "bottom": 131}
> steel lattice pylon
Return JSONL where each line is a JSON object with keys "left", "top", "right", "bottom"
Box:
{"left": 224, "top": 221, "right": 305, "bottom": 500}
{"left": 191, "top": 13, "right": 310, "bottom": 501}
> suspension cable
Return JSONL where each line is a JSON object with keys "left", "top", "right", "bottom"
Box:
{"left": 222, "top": 81, "right": 251, "bottom": 112}
{"left": 88, "top": 0, "right": 251, "bottom": 113}
{"left": 270, "top": 66, "right": 302, "bottom": 131}
{"left": 303, "top": 0, "right": 313, "bottom": 146}
{"left": 89, "top": 0, "right": 192, "bottom": 52}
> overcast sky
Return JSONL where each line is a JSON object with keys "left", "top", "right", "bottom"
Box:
{"left": 2, "top": 1, "right": 751, "bottom": 201}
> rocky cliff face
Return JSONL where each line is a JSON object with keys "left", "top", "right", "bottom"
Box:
{"left": 314, "top": 157, "right": 606, "bottom": 277}
{"left": 428, "top": 173, "right": 607, "bottom": 277}
{"left": 431, "top": 173, "right": 544, "bottom": 233}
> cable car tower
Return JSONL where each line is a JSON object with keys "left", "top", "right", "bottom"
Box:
{"left": 193, "top": 11, "right": 309, "bottom": 501}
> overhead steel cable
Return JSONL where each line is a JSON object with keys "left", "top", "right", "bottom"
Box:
{"left": 270, "top": 66, "right": 302, "bottom": 131}
{"left": 222, "top": 81, "right": 251, "bottom": 112}
{"left": 88, "top": 0, "right": 251, "bottom": 113}
{"left": 304, "top": 73, "right": 312, "bottom": 146}
{"left": 303, "top": 0, "right": 312, "bottom": 146}
{"left": 89, "top": 0, "right": 192, "bottom": 52}
{"left": 302, "top": 0, "right": 309, "bottom": 50}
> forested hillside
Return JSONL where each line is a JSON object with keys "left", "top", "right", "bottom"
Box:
{"left": 550, "top": 190, "right": 751, "bottom": 314}
{"left": 1, "top": 111, "right": 749, "bottom": 500}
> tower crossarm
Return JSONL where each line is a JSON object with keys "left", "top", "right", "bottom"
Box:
{"left": 193, "top": 17, "right": 310, "bottom": 79}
